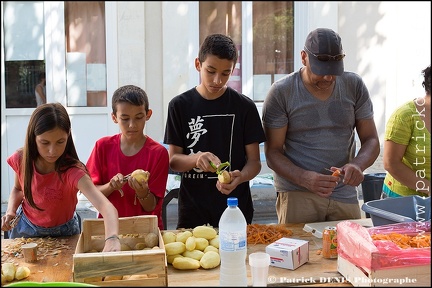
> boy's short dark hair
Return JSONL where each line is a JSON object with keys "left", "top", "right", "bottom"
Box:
{"left": 112, "top": 85, "right": 149, "bottom": 114}
{"left": 198, "top": 33, "right": 238, "bottom": 64}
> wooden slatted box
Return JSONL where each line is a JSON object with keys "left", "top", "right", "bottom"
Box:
{"left": 73, "top": 215, "right": 167, "bottom": 286}
{"left": 338, "top": 255, "right": 430, "bottom": 287}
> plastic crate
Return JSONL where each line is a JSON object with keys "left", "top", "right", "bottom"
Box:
{"left": 361, "top": 195, "right": 431, "bottom": 226}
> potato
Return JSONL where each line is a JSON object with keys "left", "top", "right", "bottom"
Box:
{"left": 1, "top": 263, "right": 16, "bottom": 282}
{"left": 209, "top": 235, "right": 219, "bottom": 248}
{"left": 185, "top": 236, "right": 196, "bottom": 251}
{"left": 131, "top": 169, "right": 150, "bottom": 182}
{"left": 204, "top": 245, "right": 219, "bottom": 253}
{"left": 175, "top": 231, "right": 193, "bottom": 243}
{"left": 200, "top": 251, "right": 221, "bottom": 269}
{"left": 192, "top": 225, "right": 217, "bottom": 240}
{"left": 182, "top": 250, "right": 204, "bottom": 261}
{"left": 218, "top": 170, "right": 231, "bottom": 183}
{"left": 15, "top": 266, "right": 31, "bottom": 280}
{"left": 194, "top": 237, "right": 209, "bottom": 251}
{"left": 2, "top": 273, "right": 7, "bottom": 285}
{"left": 145, "top": 232, "right": 159, "bottom": 248}
{"left": 167, "top": 254, "right": 183, "bottom": 264}
{"left": 134, "top": 242, "right": 146, "bottom": 250}
{"left": 165, "top": 242, "right": 186, "bottom": 255}
{"left": 172, "top": 257, "right": 200, "bottom": 270}
{"left": 162, "top": 231, "right": 176, "bottom": 244}
{"left": 120, "top": 243, "right": 132, "bottom": 251}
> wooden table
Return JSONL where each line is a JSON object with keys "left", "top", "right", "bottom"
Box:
{"left": 1, "top": 224, "right": 351, "bottom": 286}
{"left": 167, "top": 224, "right": 350, "bottom": 287}
{"left": 1, "top": 235, "right": 79, "bottom": 283}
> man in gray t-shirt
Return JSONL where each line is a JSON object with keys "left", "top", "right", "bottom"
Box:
{"left": 262, "top": 28, "right": 380, "bottom": 223}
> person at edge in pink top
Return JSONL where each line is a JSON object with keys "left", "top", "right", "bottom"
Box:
{"left": 86, "top": 85, "right": 169, "bottom": 230}
{"left": 1, "top": 103, "right": 120, "bottom": 252}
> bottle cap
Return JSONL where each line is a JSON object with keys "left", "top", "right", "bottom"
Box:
{"left": 227, "top": 197, "right": 238, "bottom": 206}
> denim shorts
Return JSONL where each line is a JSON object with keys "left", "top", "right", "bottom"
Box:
{"left": 9, "top": 205, "right": 80, "bottom": 238}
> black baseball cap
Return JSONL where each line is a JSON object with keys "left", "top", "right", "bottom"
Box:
{"left": 304, "top": 28, "right": 345, "bottom": 76}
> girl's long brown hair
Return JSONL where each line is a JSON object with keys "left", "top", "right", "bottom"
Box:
{"left": 21, "top": 103, "right": 86, "bottom": 210}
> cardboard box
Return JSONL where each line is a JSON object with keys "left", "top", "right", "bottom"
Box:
{"left": 265, "top": 237, "right": 309, "bottom": 270}
{"left": 73, "top": 215, "right": 167, "bottom": 287}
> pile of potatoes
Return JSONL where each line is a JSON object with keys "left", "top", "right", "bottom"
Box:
{"left": 86, "top": 232, "right": 160, "bottom": 252}
{"left": 163, "top": 225, "right": 220, "bottom": 270}
{"left": 1, "top": 263, "right": 31, "bottom": 284}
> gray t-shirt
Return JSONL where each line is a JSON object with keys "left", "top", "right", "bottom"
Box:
{"left": 262, "top": 69, "right": 374, "bottom": 203}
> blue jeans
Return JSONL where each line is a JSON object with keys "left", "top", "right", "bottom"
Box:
{"left": 9, "top": 205, "right": 80, "bottom": 238}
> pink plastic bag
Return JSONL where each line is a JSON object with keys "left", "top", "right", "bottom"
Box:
{"left": 337, "top": 220, "right": 430, "bottom": 270}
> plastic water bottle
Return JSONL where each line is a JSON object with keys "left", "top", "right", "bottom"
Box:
{"left": 219, "top": 197, "right": 247, "bottom": 286}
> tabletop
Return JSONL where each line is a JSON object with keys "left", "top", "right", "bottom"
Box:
{"left": 1, "top": 235, "right": 79, "bottom": 283}
{"left": 1, "top": 224, "right": 351, "bottom": 287}
{"left": 166, "top": 223, "right": 350, "bottom": 287}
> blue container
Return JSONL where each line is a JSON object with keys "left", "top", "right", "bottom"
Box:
{"left": 361, "top": 195, "right": 431, "bottom": 226}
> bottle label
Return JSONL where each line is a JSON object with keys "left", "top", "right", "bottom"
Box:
{"left": 220, "top": 231, "right": 246, "bottom": 252}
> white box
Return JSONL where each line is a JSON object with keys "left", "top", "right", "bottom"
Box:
{"left": 265, "top": 237, "right": 309, "bottom": 270}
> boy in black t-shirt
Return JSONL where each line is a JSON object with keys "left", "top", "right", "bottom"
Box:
{"left": 164, "top": 34, "right": 266, "bottom": 229}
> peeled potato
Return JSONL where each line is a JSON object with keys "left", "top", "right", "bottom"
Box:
{"left": 218, "top": 170, "right": 231, "bottom": 184}
{"left": 162, "top": 231, "right": 176, "bottom": 244}
{"left": 131, "top": 169, "right": 150, "bottom": 182}
{"left": 1, "top": 263, "right": 16, "bottom": 282}
{"left": 15, "top": 266, "right": 31, "bottom": 280}
{"left": 200, "top": 251, "right": 221, "bottom": 269}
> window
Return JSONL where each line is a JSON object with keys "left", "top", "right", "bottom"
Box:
{"left": 199, "top": 2, "right": 242, "bottom": 93}
{"left": 3, "top": 1, "right": 108, "bottom": 108}
{"left": 199, "top": 1, "right": 294, "bottom": 101}
{"left": 3, "top": 2, "right": 45, "bottom": 108}
{"left": 65, "top": 1, "right": 107, "bottom": 107}
{"left": 252, "top": 2, "right": 294, "bottom": 101}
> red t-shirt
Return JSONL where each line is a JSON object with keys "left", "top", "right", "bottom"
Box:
{"left": 86, "top": 134, "right": 169, "bottom": 229}
{"left": 7, "top": 151, "right": 85, "bottom": 227}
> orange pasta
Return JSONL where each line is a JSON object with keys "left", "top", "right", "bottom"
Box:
{"left": 371, "top": 232, "right": 431, "bottom": 249}
{"left": 247, "top": 224, "right": 293, "bottom": 245}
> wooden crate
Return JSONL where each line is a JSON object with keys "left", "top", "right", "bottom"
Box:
{"left": 338, "top": 255, "right": 430, "bottom": 287}
{"left": 73, "top": 215, "right": 167, "bottom": 286}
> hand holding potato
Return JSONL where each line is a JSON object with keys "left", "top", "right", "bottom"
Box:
{"left": 209, "top": 161, "right": 232, "bottom": 184}
{"left": 128, "top": 169, "right": 150, "bottom": 191}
